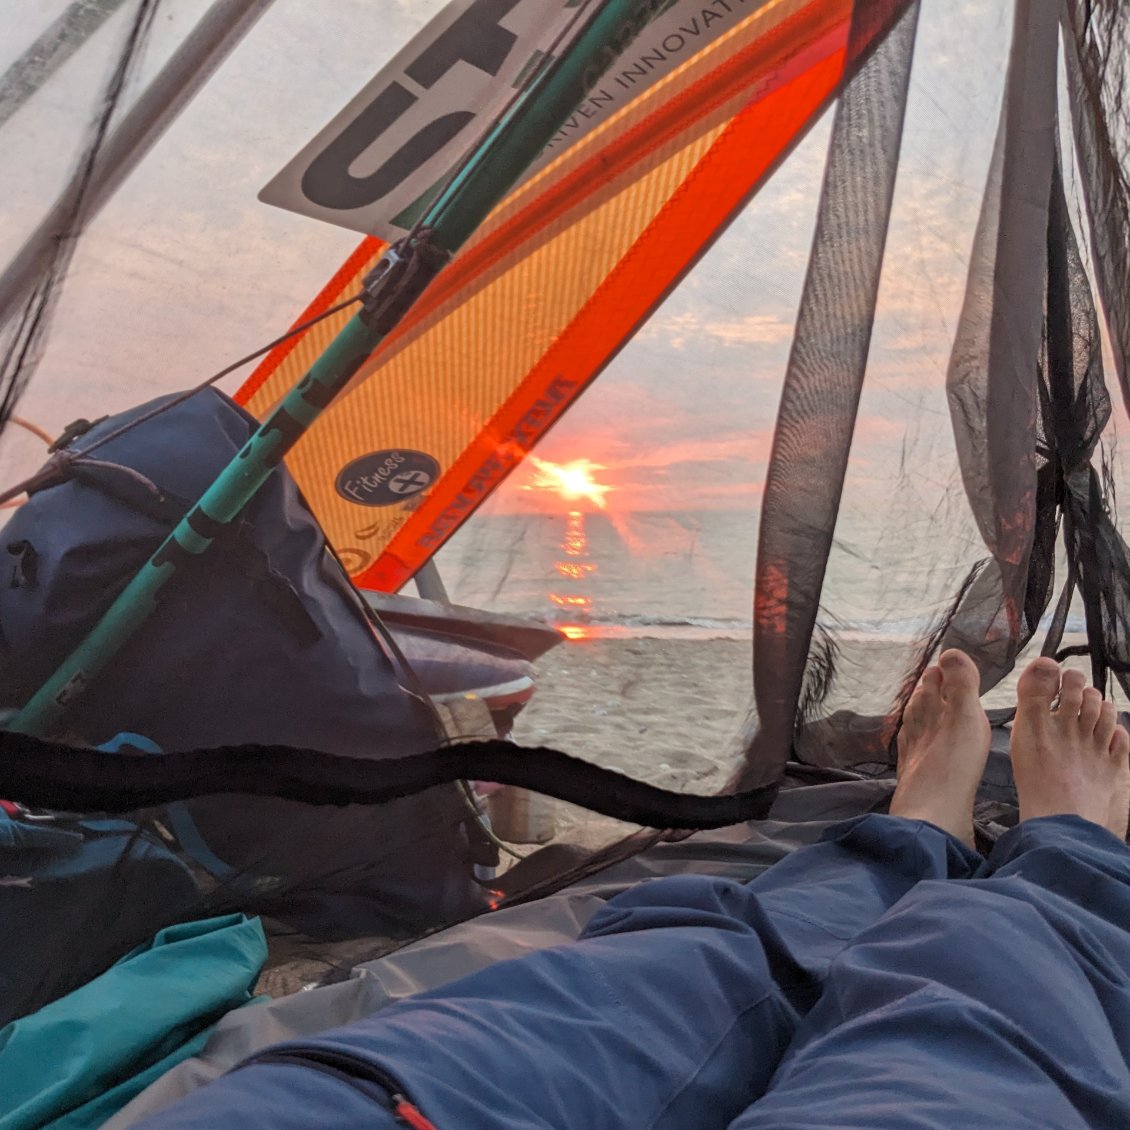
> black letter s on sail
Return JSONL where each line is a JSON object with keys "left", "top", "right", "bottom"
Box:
{"left": 300, "top": 0, "right": 522, "bottom": 213}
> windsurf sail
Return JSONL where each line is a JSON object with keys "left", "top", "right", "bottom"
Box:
{"left": 239, "top": 0, "right": 913, "bottom": 592}
{"left": 2, "top": 9, "right": 1130, "bottom": 1120}
{"left": 7, "top": 0, "right": 668, "bottom": 738}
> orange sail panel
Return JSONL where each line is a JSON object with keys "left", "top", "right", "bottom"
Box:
{"left": 237, "top": 0, "right": 885, "bottom": 591}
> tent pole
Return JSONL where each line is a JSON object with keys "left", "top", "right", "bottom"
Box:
{"left": 0, "top": 0, "right": 132, "bottom": 129}
{"left": 0, "top": 0, "right": 276, "bottom": 329}
{"left": 9, "top": 0, "right": 658, "bottom": 738}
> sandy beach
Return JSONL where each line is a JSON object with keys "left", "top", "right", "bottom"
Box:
{"left": 514, "top": 636, "right": 754, "bottom": 785}
{"left": 504, "top": 634, "right": 755, "bottom": 850}
{"left": 501, "top": 631, "right": 1104, "bottom": 853}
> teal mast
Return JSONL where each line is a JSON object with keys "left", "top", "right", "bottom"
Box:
{"left": 10, "top": 0, "right": 661, "bottom": 738}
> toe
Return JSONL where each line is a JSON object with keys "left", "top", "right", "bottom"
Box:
{"left": 1097, "top": 701, "right": 1119, "bottom": 751}
{"left": 920, "top": 665, "right": 943, "bottom": 695}
{"left": 1111, "top": 724, "right": 1130, "bottom": 763}
{"left": 1016, "top": 657, "right": 1060, "bottom": 713}
{"left": 1080, "top": 687, "right": 1104, "bottom": 735}
{"left": 902, "top": 667, "right": 941, "bottom": 734}
{"left": 1056, "top": 669, "right": 1087, "bottom": 717}
{"left": 938, "top": 649, "right": 980, "bottom": 698}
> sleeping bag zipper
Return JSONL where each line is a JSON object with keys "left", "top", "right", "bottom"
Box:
{"left": 246, "top": 1047, "right": 438, "bottom": 1129}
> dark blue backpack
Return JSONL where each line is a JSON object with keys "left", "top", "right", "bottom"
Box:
{"left": 0, "top": 389, "right": 486, "bottom": 938}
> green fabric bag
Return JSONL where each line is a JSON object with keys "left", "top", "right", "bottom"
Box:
{"left": 0, "top": 913, "right": 267, "bottom": 1130}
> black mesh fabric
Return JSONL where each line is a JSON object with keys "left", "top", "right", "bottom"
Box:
{"left": 1059, "top": 0, "right": 1130, "bottom": 697}
{"left": 1063, "top": 0, "right": 1130, "bottom": 415}
{"left": 0, "top": 0, "right": 162, "bottom": 438}
{"left": 936, "top": 0, "right": 1059, "bottom": 690}
{"left": 738, "top": 0, "right": 920, "bottom": 788}
{"left": 1, "top": 1, "right": 1130, "bottom": 1100}
{"left": 740, "top": 0, "right": 1130, "bottom": 780}
{"left": 933, "top": 6, "right": 1130, "bottom": 708}
{"left": 0, "top": 1, "right": 907, "bottom": 1036}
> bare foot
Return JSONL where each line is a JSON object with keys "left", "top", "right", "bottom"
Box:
{"left": 1110, "top": 774, "right": 1130, "bottom": 841}
{"left": 890, "top": 649, "right": 991, "bottom": 847}
{"left": 1009, "top": 657, "right": 1130, "bottom": 837}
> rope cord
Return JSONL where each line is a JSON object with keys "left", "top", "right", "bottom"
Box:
{"left": 0, "top": 416, "right": 52, "bottom": 509}
{"left": 0, "top": 292, "right": 362, "bottom": 505}
{"left": 73, "top": 291, "right": 363, "bottom": 458}
{"left": 9, "top": 416, "right": 52, "bottom": 445}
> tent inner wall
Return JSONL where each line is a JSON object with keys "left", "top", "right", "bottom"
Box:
{"left": 1, "top": 0, "right": 1129, "bottom": 1059}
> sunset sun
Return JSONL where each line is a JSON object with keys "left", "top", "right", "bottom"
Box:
{"left": 522, "top": 456, "right": 612, "bottom": 509}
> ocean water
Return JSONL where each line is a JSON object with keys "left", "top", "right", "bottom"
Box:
{"left": 439, "top": 509, "right": 758, "bottom": 637}
{"left": 435, "top": 507, "right": 1087, "bottom": 642}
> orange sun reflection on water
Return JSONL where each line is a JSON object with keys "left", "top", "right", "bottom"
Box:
{"left": 549, "top": 510, "right": 594, "bottom": 623}
{"left": 519, "top": 458, "right": 613, "bottom": 639}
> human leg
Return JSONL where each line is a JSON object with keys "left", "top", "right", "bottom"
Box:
{"left": 129, "top": 655, "right": 990, "bottom": 1130}
{"left": 130, "top": 862, "right": 887, "bottom": 1130}
{"left": 732, "top": 658, "right": 1130, "bottom": 1130}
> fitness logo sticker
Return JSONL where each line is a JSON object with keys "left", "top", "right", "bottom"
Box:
{"left": 336, "top": 449, "right": 440, "bottom": 506}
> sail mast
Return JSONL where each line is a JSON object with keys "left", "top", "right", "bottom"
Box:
{"left": 9, "top": 0, "right": 663, "bottom": 738}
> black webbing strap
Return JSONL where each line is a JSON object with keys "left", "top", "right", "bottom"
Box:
{"left": 0, "top": 730, "right": 778, "bottom": 831}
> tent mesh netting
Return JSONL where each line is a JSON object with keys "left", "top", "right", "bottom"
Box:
{"left": 0, "top": 0, "right": 1128, "bottom": 1103}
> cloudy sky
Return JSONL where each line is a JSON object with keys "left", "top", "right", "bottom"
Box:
{"left": 1, "top": 0, "right": 1126, "bottom": 538}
